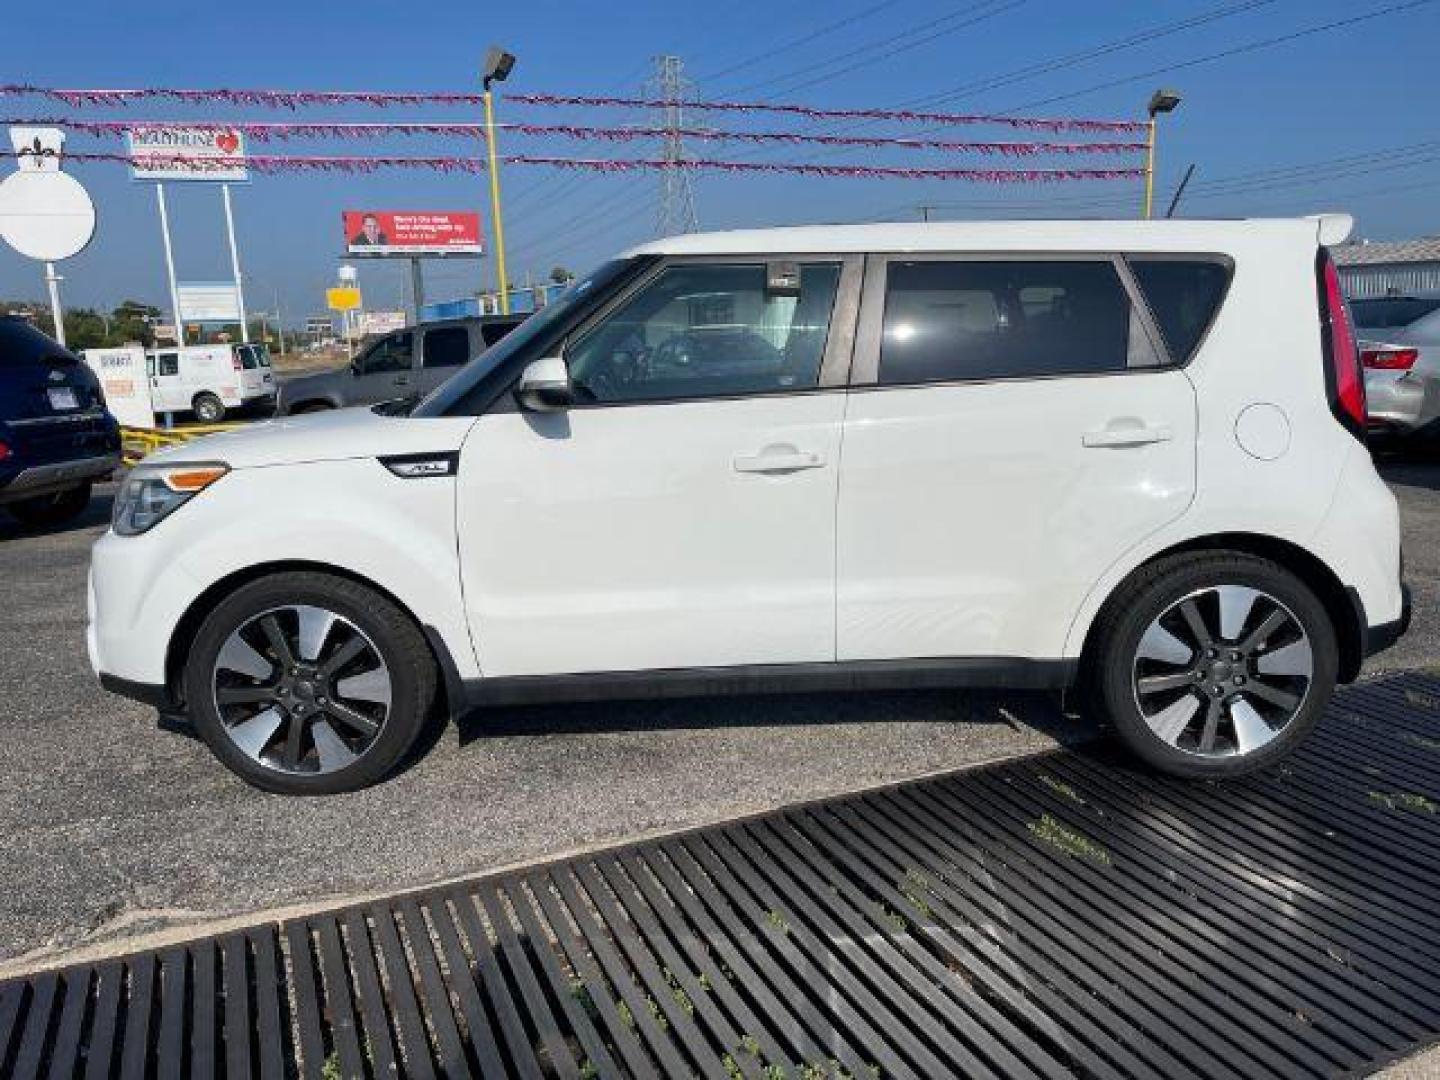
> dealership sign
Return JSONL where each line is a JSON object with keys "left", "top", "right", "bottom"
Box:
{"left": 126, "top": 126, "right": 248, "bottom": 182}
{"left": 342, "top": 210, "right": 482, "bottom": 256}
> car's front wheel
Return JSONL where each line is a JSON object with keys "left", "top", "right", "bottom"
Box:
{"left": 1089, "top": 552, "right": 1337, "bottom": 779}
{"left": 184, "top": 572, "right": 437, "bottom": 794}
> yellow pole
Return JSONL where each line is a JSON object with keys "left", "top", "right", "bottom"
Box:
{"left": 1143, "top": 117, "right": 1157, "bottom": 220}
{"left": 482, "top": 88, "right": 512, "bottom": 315}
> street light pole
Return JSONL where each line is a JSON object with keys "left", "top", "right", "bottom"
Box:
{"left": 482, "top": 45, "right": 517, "bottom": 316}
{"left": 1143, "top": 89, "right": 1182, "bottom": 220}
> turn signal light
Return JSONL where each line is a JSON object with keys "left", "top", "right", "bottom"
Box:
{"left": 162, "top": 465, "right": 230, "bottom": 493}
{"left": 1361, "top": 347, "right": 1419, "bottom": 371}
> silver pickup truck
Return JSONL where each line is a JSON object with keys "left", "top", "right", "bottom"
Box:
{"left": 275, "top": 315, "right": 523, "bottom": 415}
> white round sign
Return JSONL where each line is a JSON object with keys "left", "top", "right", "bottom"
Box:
{"left": 0, "top": 170, "right": 97, "bottom": 261}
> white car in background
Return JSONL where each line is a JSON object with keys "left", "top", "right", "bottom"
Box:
{"left": 1350, "top": 293, "right": 1440, "bottom": 449}
{"left": 88, "top": 216, "right": 1408, "bottom": 794}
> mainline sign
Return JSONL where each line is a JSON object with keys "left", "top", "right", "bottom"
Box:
{"left": 126, "top": 126, "right": 248, "bottom": 182}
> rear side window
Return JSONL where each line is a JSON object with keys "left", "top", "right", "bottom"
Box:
{"left": 1128, "top": 258, "right": 1231, "bottom": 364}
{"left": 1349, "top": 297, "right": 1440, "bottom": 330}
{"left": 423, "top": 326, "right": 471, "bottom": 369}
{"left": 0, "top": 317, "right": 71, "bottom": 367}
{"left": 878, "top": 260, "right": 1154, "bottom": 385}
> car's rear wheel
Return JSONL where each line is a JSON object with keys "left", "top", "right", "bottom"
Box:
{"left": 184, "top": 572, "right": 437, "bottom": 794}
{"left": 6, "top": 482, "right": 92, "bottom": 528}
{"left": 1089, "top": 552, "right": 1337, "bottom": 779}
{"left": 192, "top": 392, "right": 226, "bottom": 423}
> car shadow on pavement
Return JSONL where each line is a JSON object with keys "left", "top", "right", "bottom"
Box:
{"left": 1378, "top": 458, "right": 1440, "bottom": 493}
{"left": 0, "top": 488, "right": 114, "bottom": 542}
{"left": 454, "top": 687, "right": 1098, "bottom": 747}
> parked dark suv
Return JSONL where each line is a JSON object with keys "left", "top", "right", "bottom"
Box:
{"left": 0, "top": 317, "right": 121, "bottom": 528}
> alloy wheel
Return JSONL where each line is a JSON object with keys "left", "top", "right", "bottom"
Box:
{"left": 1132, "top": 585, "right": 1314, "bottom": 758}
{"left": 211, "top": 604, "right": 392, "bottom": 774}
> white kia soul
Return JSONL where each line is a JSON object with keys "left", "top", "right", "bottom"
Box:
{"left": 89, "top": 218, "right": 1409, "bottom": 794}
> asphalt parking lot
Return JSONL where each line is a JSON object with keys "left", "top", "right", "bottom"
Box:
{"left": 0, "top": 461, "right": 1436, "bottom": 974}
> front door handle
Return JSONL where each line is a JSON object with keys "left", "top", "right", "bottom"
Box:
{"left": 733, "top": 447, "right": 826, "bottom": 474}
{"left": 1082, "top": 423, "right": 1173, "bottom": 448}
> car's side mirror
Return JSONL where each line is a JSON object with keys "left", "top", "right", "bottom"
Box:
{"left": 515, "top": 354, "right": 574, "bottom": 412}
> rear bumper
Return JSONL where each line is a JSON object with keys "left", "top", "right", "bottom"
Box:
{"left": 0, "top": 452, "right": 119, "bottom": 505}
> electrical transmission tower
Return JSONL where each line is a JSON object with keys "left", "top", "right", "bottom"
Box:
{"left": 646, "top": 55, "right": 699, "bottom": 236}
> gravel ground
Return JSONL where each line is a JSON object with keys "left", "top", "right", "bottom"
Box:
{"left": 0, "top": 462, "right": 1435, "bottom": 973}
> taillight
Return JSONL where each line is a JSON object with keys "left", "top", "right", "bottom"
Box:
{"left": 1361, "top": 346, "right": 1419, "bottom": 371}
{"left": 232, "top": 356, "right": 242, "bottom": 372}
{"left": 0, "top": 440, "right": 9, "bottom": 463}
{"left": 1317, "top": 251, "right": 1366, "bottom": 441}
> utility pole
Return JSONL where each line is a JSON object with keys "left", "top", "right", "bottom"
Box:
{"left": 648, "top": 55, "right": 698, "bottom": 237}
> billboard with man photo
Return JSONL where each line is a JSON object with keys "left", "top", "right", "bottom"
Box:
{"left": 342, "top": 211, "right": 483, "bottom": 256}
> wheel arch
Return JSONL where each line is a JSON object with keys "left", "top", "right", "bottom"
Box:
{"left": 1075, "top": 532, "right": 1363, "bottom": 685}
{"left": 162, "top": 559, "right": 466, "bottom": 715}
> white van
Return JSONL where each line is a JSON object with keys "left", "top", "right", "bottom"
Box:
{"left": 146, "top": 344, "right": 275, "bottom": 422}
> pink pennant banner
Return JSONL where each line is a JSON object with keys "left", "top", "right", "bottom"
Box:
{"left": 3, "top": 117, "right": 1146, "bottom": 157}
{"left": 506, "top": 92, "right": 1149, "bottom": 134}
{"left": 0, "top": 84, "right": 1145, "bottom": 133}
{"left": 10, "top": 149, "right": 1145, "bottom": 183}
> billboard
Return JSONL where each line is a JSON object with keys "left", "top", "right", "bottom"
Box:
{"left": 361, "top": 310, "right": 407, "bottom": 335}
{"left": 126, "top": 127, "right": 248, "bottom": 182}
{"left": 342, "top": 211, "right": 483, "bottom": 256}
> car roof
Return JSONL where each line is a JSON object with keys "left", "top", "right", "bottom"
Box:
{"left": 623, "top": 217, "right": 1329, "bottom": 258}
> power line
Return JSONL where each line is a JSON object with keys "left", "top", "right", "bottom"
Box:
{"left": 700, "top": 0, "right": 907, "bottom": 85}
{"left": 1002, "top": 0, "right": 1437, "bottom": 112}
{"left": 729, "top": 0, "right": 1024, "bottom": 99}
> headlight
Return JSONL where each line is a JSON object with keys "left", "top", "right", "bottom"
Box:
{"left": 112, "top": 463, "right": 229, "bottom": 536}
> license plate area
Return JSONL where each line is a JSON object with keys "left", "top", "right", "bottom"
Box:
{"left": 47, "top": 387, "right": 79, "bottom": 411}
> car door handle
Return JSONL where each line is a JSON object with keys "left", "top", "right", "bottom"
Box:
{"left": 733, "top": 448, "right": 826, "bottom": 474}
{"left": 1082, "top": 423, "right": 1173, "bottom": 448}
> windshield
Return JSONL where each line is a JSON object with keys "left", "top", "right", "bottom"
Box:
{"left": 413, "top": 258, "right": 636, "bottom": 417}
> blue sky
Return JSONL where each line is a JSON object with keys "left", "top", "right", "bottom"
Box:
{"left": 0, "top": 0, "right": 1435, "bottom": 323}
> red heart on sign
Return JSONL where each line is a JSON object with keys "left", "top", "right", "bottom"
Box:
{"left": 216, "top": 131, "right": 239, "bottom": 153}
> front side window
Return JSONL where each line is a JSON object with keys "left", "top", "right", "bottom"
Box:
{"left": 877, "top": 260, "right": 1154, "bottom": 386}
{"left": 566, "top": 262, "right": 841, "bottom": 404}
{"left": 423, "top": 326, "right": 471, "bottom": 369}
{"left": 359, "top": 332, "right": 413, "bottom": 375}
{"left": 157, "top": 353, "right": 179, "bottom": 377}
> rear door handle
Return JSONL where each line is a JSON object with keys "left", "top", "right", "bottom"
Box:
{"left": 1082, "top": 423, "right": 1173, "bottom": 448}
{"left": 733, "top": 448, "right": 825, "bottom": 474}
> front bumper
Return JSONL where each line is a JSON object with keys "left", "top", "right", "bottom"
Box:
{"left": 1365, "top": 582, "right": 1413, "bottom": 659}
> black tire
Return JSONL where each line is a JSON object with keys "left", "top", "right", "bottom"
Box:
{"left": 6, "top": 482, "right": 92, "bottom": 528}
{"left": 193, "top": 392, "right": 226, "bottom": 423}
{"left": 183, "top": 571, "right": 438, "bottom": 795}
{"left": 293, "top": 401, "right": 335, "bottom": 415}
{"left": 1087, "top": 551, "right": 1337, "bottom": 780}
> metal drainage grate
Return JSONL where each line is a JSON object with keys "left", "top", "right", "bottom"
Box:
{"left": 6, "top": 672, "right": 1440, "bottom": 1078}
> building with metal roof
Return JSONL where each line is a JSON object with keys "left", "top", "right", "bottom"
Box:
{"left": 1333, "top": 237, "right": 1440, "bottom": 299}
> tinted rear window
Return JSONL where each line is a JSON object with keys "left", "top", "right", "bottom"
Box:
{"left": 1128, "top": 258, "right": 1231, "bottom": 364}
{"left": 0, "top": 317, "right": 72, "bottom": 367}
{"left": 878, "top": 260, "right": 1143, "bottom": 385}
{"left": 1349, "top": 297, "right": 1440, "bottom": 330}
